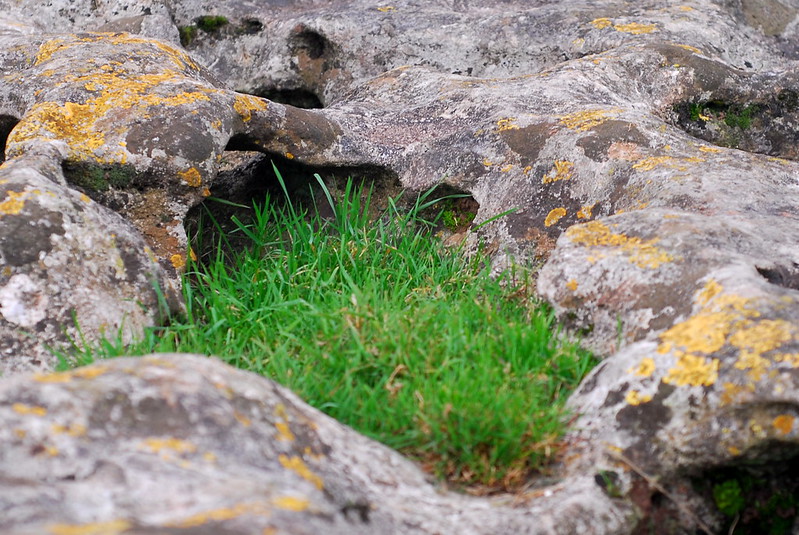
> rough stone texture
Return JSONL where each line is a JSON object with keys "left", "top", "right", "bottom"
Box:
{"left": 0, "top": 354, "right": 633, "bottom": 535}
{"left": 0, "top": 0, "right": 798, "bottom": 532}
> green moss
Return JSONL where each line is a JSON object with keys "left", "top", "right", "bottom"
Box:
{"left": 713, "top": 479, "right": 745, "bottom": 517}
{"left": 723, "top": 104, "right": 759, "bottom": 130}
{"left": 178, "top": 25, "right": 197, "bottom": 47}
{"left": 195, "top": 15, "right": 229, "bottom": 32}
{"left": 438, "top": 199, "right": 476, "bottom": 232}
{"left": 688, "top": 101, "right": 704, "bottom": 122}
{"left": 62, "top": 162, "right": 137, "bottom": 192}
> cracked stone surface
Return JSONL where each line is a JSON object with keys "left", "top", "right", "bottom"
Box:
{"left": 0, "top": 0, "right": 799, "bottom": 533}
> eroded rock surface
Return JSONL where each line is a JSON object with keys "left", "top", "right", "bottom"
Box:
{"left": 0, "top": 0, "right": 798, "bottom": 532}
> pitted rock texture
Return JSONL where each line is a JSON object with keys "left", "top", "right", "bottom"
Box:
{"left": 0, "top": 0, "right": 798, "bottom": 532}
{"left": 0, "top": 355, "right": 632, "bottom": 535}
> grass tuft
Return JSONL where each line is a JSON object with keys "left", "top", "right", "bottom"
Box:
{"left": 58, "top": 166, "right": 596, "bottom": 492}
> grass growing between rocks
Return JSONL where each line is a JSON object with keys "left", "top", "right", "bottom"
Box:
{"left": 62, "top": 169, "right": 596, "bottom": 492}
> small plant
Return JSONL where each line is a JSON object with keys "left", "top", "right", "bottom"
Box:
{"left": 723, "top": 104, "right": 758, "bottom": 130}
{"left": 195, "top": 15, "right": 229, "bottom": 33}
{"left": 713, "top": 479, "right": 745, "bottom": 517}
{"left": 178, "top": 25, "right": 197, "bottom": 46}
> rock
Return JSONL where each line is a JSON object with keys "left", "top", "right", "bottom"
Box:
{"left": 0, "top": 354, "right": 632, "bottom": 535}
{"left": 0, "top": 0, "right": 798, "bottom": 532}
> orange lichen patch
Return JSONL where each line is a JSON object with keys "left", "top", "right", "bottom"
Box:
{"left": 663, "top": 354, "right": 719, "bottom": 387}
{"left": 139, "top": 437, "right": 197, "bottom": 455}
{"left": 615, "top": 22, "right": 657, "bottom": 34}
{"left": 285, "top": 152, "right": 295, "bottom": 160}
{"left": 565, "top": 220, "right": 673, "bottom": 269}
{"left": 272, "top": 496, "right": 310, "bottom": 512}
{"left": 279, "top": 454, "right": 324, "bottom": 490}
{"left": 233, "top": 410, "right": 251, "bottom": 427}
{"left": 542, "top": 160, "right": 573, "bottom": 184}
{"left": 629, "top": 357, "right": 656, "bottom": 377}
{"left": 576, "top": 203, "right": 595, "bottom": 219}
{"left": 0, "top": 190, "right": 28, "bottom": 215}
{"left": 169, "top": 502, "right": 270, "bottom": 528}
{"left": 775, "top": 353, "right": 799, "bottom": 367}
{"left": 178, "top": 167, "right": 202, "bottom": 187}
{"left": 482, "top": 158, "right": 494, "bottom": 167}
{"left": 625, "top": 390, "right": 652, "bottom": 405}
{"left": 79, "top": 193, "right": 92, "bottom": 203}
{"left": 675, "top": 43, "right": 702, "bottom": 54}
{"left": 500, "top": 164, "right": 513, "bottom": 172}
{"left": 48, "top": 520, "right": 132, "bottom": 535}
{"left": 730, "top": 320, "right": 794, "bottom": 381}
{"left": 234, "top": 94, "right": 268, "bottom": 123}
{"left": 276, "top": 421, "right": 295, "bottom": 442}
{"left": 51, "top": 423, "right": 87, "bottom": 437}
{"left": 170, "top": 254, "right": 186, "bottom": 270}
{"left": 773, "top": 415, "right": 795, "bottom": 435}
{"left": 590, "top": 18, "right": 657, "bottom": 34}
{"left": 590, "top": 18, "right": 613, "bottom": 30}
{"left": 12, "top": 403, "right": 47, "bottom": 416}
{"left": 566, "top": 279, "right": 579, "bottom": 291}
{"left": 698, "top": 145, "right": 722, "bottom": 153}
{"left": 544, "top": 207, "right": 567, "bottom": 227}
{"left": 560, "top": 108, "right": 622, "bottom": 131}
{"left": 633, "top": 155, "right": 705, "bottom": 172}
{"left": 33, "top": 365, "right": 108, "bottom": 383}
{"left": 720, "top": 382, "right": 755, "bottom": 405}
{"left": 496, "top": 117, "right": 519, "bottom": 131}
{"left": 8, "top": 66, "right": 215, "bottom": 163}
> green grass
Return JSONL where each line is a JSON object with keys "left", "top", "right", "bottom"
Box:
{"left": 60, "top": 166, "right": 596, "bottom": 492}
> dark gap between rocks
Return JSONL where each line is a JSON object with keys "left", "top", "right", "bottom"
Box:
{"left": 671, "top": 88, "right": 799, "bottom": 159}
{"left": 0, "top": 114, "right": 20, "bottom": 164}
{"left": 252, "top": 87, "right": 323, "bottom": 109}
{"left": 185, "top": 151, "right": 407, "bottom": 265}
{"left": 756, "top": 263, "right": 799, "bottom": 291}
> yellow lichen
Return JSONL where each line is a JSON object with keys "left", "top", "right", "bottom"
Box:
{"left": 775, "top": 353, "right": 799, "bottom": 367}
{"left": 48, "top": 520, "right": 132, "bottom": 535}
{"left": 170, "top": 254, "right": 186, "bottom": 270}
{"left": 276, "top": 421, "right": 295, "bottom": 441}
{"left": 565, "top": 220, "right": 673, "bottom": 269}
{"left": 590, "top": 18, "right": 657, "bottom": 34}
{"left": 560, "top": 108, "right": 621, "bottom": 131}
{"left": 234, "top": 411, "right": 252, "bottom": 427}
{"left": 576, "top": 203, "right": 595, "bottom": 219}
{"left": 12, "top": 403, "right": 47, "bottom": 416}
{"left": 542, "top": 160, "right": 573, "bottom": 184}
{"left": 566, "top": 279, "right": 579, "bottom": 291}
{"left": 544, "top": 207, "right": 567, "bottom": 227}
{"left": 272, "top": 496, "right": 310, "bottom": 512}
{"left": 625, "top": 390, "right": 652, "bottom": 405}
{"left": 285, "top": 152, "right": 295, "bottom": 160}
{"left": 629, "top": 357, "right": 656, "bottom": 377}
{"left": 0, "top": 190, "right": 27, "bottom": 215}
{"left": 663, "top": 354, "right": 719, "bottom": 387}
{"left": 139, "top": 437, "right": 197, "bottom": 455}
{"left": 720, "top": 382, "right": 755, "bottom": 405}
{"left": 377, "top": 6, "right": 396, "bottom": 12}
{"left": 614, "top": 22, "right": 657, "bottom": 34}
{"left": 632, "top": 155, "right": 704, "bottom": 172}
{"left": 279, "top": 454, "right": 324, "bottom": 490}
{"left": 496, "top": 117, "right": 519, "bottom": 131}
{"left": 169, "top": 503, "right": 270, "bottom": 528}
{"left": 234, "top": 94, "right": 268, "bottom": 123}
{"left": 675, "top": 43, "right": 702, "bottom": 54}
{"left": 773, "top": 415, "right": 794, "bottom": 435}
{"left": 178, "top": 167, "right": 202, "bottom": 187}
{"left": 51, "top": 423, "right": 87, "bottom": 437}
{"left": 698, "top": 145, "right": 721, "bottom": 153}
{"left": 33, "top": 366, "right": 108, "bottom": 383}
{"left": 730, "top": 320, "right": 794, "bottom": 381}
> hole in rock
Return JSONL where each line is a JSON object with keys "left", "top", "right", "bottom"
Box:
{"left": 694, "top": 452, "right": 799, "bottom": 534}
{"left": 290, "top": 28, "right": 329, "bottom": 60}
{"left": 253, "top": 87, "right": 323, "bottom": 109}
{"left": 0, "top": 114, "right": 20, "bottom": 164}
{"left": 185, "top": 151, "right": 408, "bottom": 265}
{"left": 756, "top": 263, "right": 799, "bottom": 291}
{"left": 671, "top": 91, "right": 799, "bottom": 159}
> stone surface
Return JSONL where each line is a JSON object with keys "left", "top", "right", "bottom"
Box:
{"left": 0, "top": 0, "right": 798, "bottom": 532}
{"left": 0, "top": 354, "right": 632, "bottom": 535}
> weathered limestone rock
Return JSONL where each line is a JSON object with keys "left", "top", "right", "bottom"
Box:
{"left": 0, "top": 0, "right": 798, "bottom": 532}
{"left": 0, "top": 355, "right": 632, "bottom": 535}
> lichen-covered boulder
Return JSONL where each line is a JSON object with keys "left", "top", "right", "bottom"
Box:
{"left": 0, "top": 354, "right": 632, "bottom": 535}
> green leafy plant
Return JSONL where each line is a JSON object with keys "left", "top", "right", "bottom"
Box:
{"left": 58, "top": 165, "right": 596, "bottom": 492}
{"left": 713, "top": 479, "right": 745, "bottom": 517}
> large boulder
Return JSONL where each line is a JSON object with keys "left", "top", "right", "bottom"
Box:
{"left": 0, "top": 354, "right": 631, "bottom": 535}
